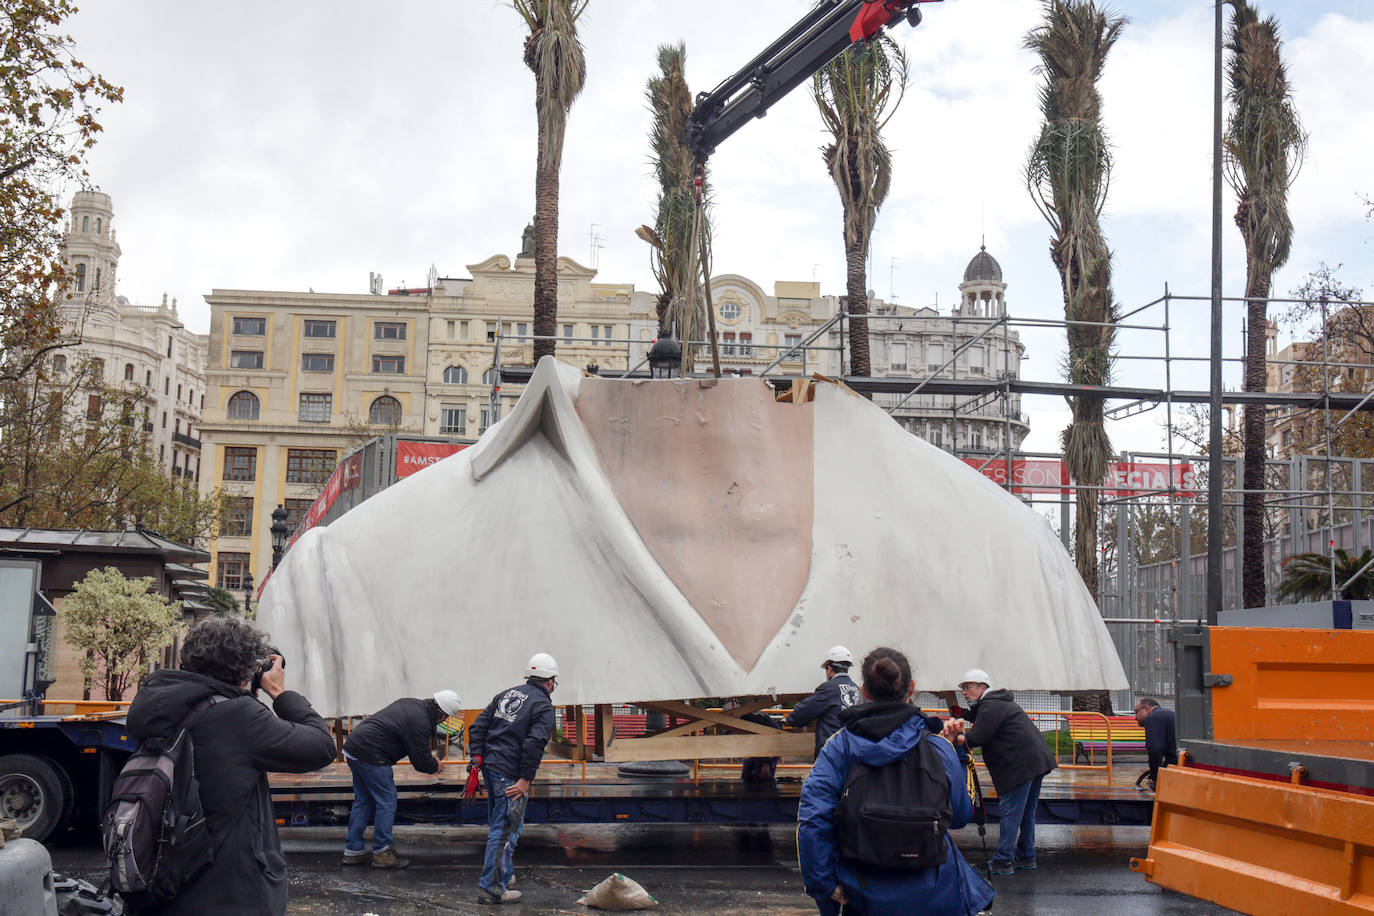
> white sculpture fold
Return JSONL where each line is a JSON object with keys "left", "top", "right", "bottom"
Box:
{"left": 258, "top": 357, "right": 1127, "bottom": 716}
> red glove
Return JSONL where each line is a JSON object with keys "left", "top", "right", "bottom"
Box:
{"left": 464, "top": 755, "right": 483, "bottom": 801}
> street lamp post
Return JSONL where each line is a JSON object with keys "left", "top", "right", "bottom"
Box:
{"left": 647, "top": 334, "right": 683, "bottom": 379}
{"left": 270, "top": 504, "right": 289, "bottom": 570}
{"left": 242, "top": 571, "right": 254, "bottom": 615}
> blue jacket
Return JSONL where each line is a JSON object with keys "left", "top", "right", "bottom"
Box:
{"left": 798, "top": 703, "right": 995, "bottom": 916}
{"left": 468, "top": 682, "right": 555, "bottom": 781}
{"left": 785, "top": 673, "right": 862, "bottom": 757}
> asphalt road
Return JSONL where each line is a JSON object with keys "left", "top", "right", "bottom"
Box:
{"left": 48, "top": 823, "right": 1238, "bottom": 915}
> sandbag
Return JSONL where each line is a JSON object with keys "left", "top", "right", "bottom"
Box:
{"left": 577, "top": 872, "right": 659, "bottom": 910}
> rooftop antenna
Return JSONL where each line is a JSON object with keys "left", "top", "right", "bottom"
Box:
{"left": 588, "top": 223, "right": 604, "bottom": 269}
{"left": 888, "top": 256, "right": 901, "bottom": 302}
{"left": 812, "top": 263, "right": 820, "bottom": 282}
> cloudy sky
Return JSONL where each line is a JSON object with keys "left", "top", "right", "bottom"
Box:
{"left": 67, "top": 0, "right": 1373, "bottom": 454}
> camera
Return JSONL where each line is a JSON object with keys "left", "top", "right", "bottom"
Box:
{"left": 251, "top": 646, "right": 285, "bottom": 695}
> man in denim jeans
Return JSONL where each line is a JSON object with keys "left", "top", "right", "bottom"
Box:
{"left": 467, "top": 653, "right": 558, "bottom": 905}
{"left": 341, "top": 689, "right": 462, "bottom": 867}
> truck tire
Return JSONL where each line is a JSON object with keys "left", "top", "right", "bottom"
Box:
{"left": 0, "top": 753, "right": 76, "bottom": 844}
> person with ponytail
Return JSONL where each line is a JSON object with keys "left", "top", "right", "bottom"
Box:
{"left": 798, "top": 648, "right": 994, "bottom": 915}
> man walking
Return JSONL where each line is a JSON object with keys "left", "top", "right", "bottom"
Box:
{"left": 1134, "top": 698, "right": 1177, "bottom": 791}
{"left": 341, "top": 690, "right": 463, "bottom": 867}
{"left": 784, "top": 646, "right": 862, "bottom": 757}
{"left": 468, "top": 653, "right": 558, "bottom": 905}
{"left": 945, "top": 668, "right": 1056, "bottom": 877}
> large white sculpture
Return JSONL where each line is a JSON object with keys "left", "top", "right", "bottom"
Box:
{"left": 258, "top": 358, "right": 1127, "bottom": 716}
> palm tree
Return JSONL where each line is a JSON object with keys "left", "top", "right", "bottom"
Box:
{"left": 514, "top": 0, "right": 588, "bottom": 363}
{"left": 1025, "top": 0, "right": 1126, "bottom": 605}
{"left": 639, "top": 42, "right": 711, "bottom": 354}
{"left": 812, "top": 36, "right": 908, "bottom": 378}
{"left": 1224, "top": 0, "right": 1306, "bottom": 610}
{"left": 1277, "top": 549, "right": 1373, "bottom": 602}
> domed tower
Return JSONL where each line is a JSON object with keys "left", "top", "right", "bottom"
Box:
{"left": 61, "top": 190, "right": 121, "bottom": 321}
{"left": 956, "top": 243, "right": 1005, "bottom": 318}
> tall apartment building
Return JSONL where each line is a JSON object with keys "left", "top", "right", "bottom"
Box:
{"left": 1265, "top": 313, "right": 1374, "bottom": 457}
{"left": 57, "top": 190, "right": 207, "bottom": 481}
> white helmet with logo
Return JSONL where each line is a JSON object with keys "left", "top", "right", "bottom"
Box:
{"left": 959, "top": 668, "right": 992, "bottom": 689}
{"left": 432, "top": 690, "right": 462, "bottom": 716}
{"left": 823, "top": 645, "right": 854, "bottom": 668}
{"left": 525, "top": 652, "right": 560, "bottom": 679}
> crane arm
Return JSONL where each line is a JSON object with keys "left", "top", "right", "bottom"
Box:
{"left": 684, "top": 0, "right": 941, "bottom": 163}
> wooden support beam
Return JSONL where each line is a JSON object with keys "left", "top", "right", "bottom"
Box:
{"left": 604, "top": 730, "right": 814, "bottom": 763}
{"left": 638, "top": 698, "right": 779, "bottom": 735}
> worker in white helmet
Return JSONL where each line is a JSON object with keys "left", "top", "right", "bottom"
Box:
{"left": 467, "top": 653, "right": 559, "bottom": 905}
{"left": 784, "top": 646, "right": 863, "bottom": 757}
{"left": 341, "top": 689, "right": 463, "bottom": 868}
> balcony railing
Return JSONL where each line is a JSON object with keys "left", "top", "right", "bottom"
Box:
{"left": 173, "top": 431, "right": 201, "bottom": 449}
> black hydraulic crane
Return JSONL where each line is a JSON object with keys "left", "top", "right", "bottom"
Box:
{"left": 684, "top": 0, "right": 943, "bottom": 163}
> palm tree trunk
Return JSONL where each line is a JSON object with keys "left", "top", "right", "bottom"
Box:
{"left": 845, "top": 235, "right": 870, "bottom": 377}
{"left": 1241, "top": 268, "right": 1270, "bottom": 608}
{"left": 532, "top": 154, "right": 561, "bottom": 362}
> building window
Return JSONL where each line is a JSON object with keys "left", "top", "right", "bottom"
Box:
{"left": 145, "top": 369, "right": 151, "bottom": 386}
{"left": 216, "top": 552, "right": 250, "bottom": 590}
{"left": 591, "top": 325, "right": 600, "bottom": 345}
{"left": 719, "top": 301, "right": 741, "bottom": 321}
{"left": 283, "top": 498, "right": 313, "bottom": 534}
{"left": 167, "top": 338, "right": 173, "bottom": 358}
{"left": 90, "top": 358, "right": 104, "bottom": 380}
{"left": 301, "top": 353, "right": 334, "bottom": 372}
{"left": 303, "top": 319, "right": 336, "bottom": 338}
{"left": 74, "top": 263, "right": 86, "bottom": 291}
{"left": 739, "top": 332, "right": 753, "bottom": 356}
{"left": 223, "top": 446, "right": 257, "bottom": 481}
{"left": 176, "top": 383, "right": 182, "bottom": 400}
{"left": 224, "top": 497, "right": 254, "bottom": 537}
{"left": 440, "top": 405, "right": 466, "bottom": 435}
{"left": 374, "top": 321, "right": 406, "bottom": 340}
{"left": 369, "top": 395, "right": 402, "bottom": 426}
{"left": 298, "top": 393, "right": 332, "bottom": 423}
{"left": 517, "top": 323, "right": 528, "bottom": 340}
{"left": 230, "top": 350, "right": 264, "bottom": 370}
{"left": 95, "top": 218, "right": 101, "bottom": 233}
{"left": 784, "top": 334, "right": 802, "bottom": 359}
{"left": 968, "top": 346, "right": 985, "bottom": 375}
{"left": 442, "top": 365, "right": 467, "bottom": 385}
{"left": 372, "top": 355, "right": 404, "bottom": 374}
{"left": 124, "top": 363, "right": 134, "bottom": 381}
{"left": 52, "top": 354, "right": 67, "bottom": 375}
{"left": 161, "top": 410, "right": 167, "bottom": 428}
{"left": 563, "top": 324, "right": 573, "bottom": 342}
{"left": 227, "top": 390, "right": 260, "bottom": 420}
{"left": 971, "top": 429, "right": 983, "bottom": 450}
{"left": 721, "top": 332, "right": 736, "bottom": 356}
{"left": 482, "top": 368, "right": 498, "bottom": 386}
{"left": 891, "top": 342, "right": 907, "bottom": 372}
{"left": 446, "top": 320, "right": 456, "bottom": 340}
{"left": 927, "top": 343, "right": 945, "bottom": 371}
{"left": 95, "top": 267, "right": 101, "bottom": 290}
{"left": 232, "top": 316, "right": 266, "bottom": 335}
{"left": 86, "top": 394, "right": 102, "bottom": 419}
{"left": 286, "top": 448, "right": 336, "bottom": 484}
{"left": 930, "top": 427, "right": 943, "bottom": 448}
{"left": 479, "top": 405, "right": 492, "bottom": 433}
{"left": 81, "top": 216, "right": 89, "bottom": 232}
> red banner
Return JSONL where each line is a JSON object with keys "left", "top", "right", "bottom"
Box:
{"left": 962, "top": 459, "right": 1069, "bottom": 494}
{"left": 395, "top": 441, "right": 468, "bottom": 478}
{"left": 963, "top": 459, "right": 1196, "bottom": 497}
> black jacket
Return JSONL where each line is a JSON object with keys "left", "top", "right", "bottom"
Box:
{"left": 468, "top": 682, "right": 555, "bottom": 782}
{"left": 342, "top": 698, "right": 442, "bottom": 774}
{"left": 784, "top": 673, "right": 862, "bottom": 756}
{"left": 962, "top": 689, "right": 1056, "bottom": 795}
{"left": 1143, "top": 707, "right": 1178, "bottom": 781}
{"left": 126, "top": 669, "right": 336, "bottom": 915}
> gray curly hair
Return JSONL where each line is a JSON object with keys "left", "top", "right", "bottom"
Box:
{"left": 180, "top": 616, "right": 269, "bottom": 686}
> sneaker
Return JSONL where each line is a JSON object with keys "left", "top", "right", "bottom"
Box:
{"left": 477, "top": 887, "right": 522, "bottom": 904}
{"left": 341, "top": 851, "right": 370, "bottom": 866}
{"left": 371, "top": 847, "right": 409, "bottom": 869}
{"left": 988, "top": 860, "right": 1015, "bottom": 876}
{"left": 1014, "top": 857, "right": 1038, "bottom": 871}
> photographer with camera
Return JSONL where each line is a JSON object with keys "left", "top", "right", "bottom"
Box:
{"left": 340, "top": 690, "right": 463, "bottom": 868}
{"left": 125, "top": 615, "right": 336, "bottom": 914}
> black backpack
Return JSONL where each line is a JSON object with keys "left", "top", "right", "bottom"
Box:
{"left": 835, "top": 732, "right": 953, "bottom": 871}
{"left": 103, "top": 695, "right": 226, "bottom": 907}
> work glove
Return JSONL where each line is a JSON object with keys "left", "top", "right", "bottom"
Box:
{"left": 464, "top": 755, "right": 483, "bottom": 801}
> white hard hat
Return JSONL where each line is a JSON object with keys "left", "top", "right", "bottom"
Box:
{"left": 525, "top": 652, "right": 559, "bottom": 679}
{"left": 959, "top": 669, "right": 992, "bottom": 688}
{"left": 824, "top": 645, "right": 854, "bottom": 667}
{"left": 433, "top": 690, "right": 462, "bottom": 716}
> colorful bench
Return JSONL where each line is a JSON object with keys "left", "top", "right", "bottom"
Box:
{"left": 1068, "top": 714, "right": 1146, "bottom": 764}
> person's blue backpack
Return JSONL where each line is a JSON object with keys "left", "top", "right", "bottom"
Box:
{"left": 102, "top": 696, "right": 226, "bottom": 907}
{"left": 836, "top": 733, "right": 953, "bottom": 870}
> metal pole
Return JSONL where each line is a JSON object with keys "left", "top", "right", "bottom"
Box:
{"left": 1206, "top": 0, "right": 1225, "bottom": 628}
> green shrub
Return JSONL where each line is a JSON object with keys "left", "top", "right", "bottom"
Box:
{"left": 1043, "top": 730, "right": 1074, "bottom": 755}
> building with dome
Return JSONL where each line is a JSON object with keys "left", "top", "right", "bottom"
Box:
{"left": 56, "top": 190, "right": 208, "bottom": 482}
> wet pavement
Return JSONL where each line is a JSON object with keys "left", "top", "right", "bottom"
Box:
{"left": 48, "top": 823, "right": 1238, "bottom": 914}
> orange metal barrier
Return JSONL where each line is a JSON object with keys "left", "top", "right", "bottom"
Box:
{"left": 1, "top": 699, "right": 131, "bottom": 718}
{"left": 1131, "top": 765, "right": 1374, "bottom": 913}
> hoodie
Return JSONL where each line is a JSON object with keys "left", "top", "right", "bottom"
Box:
{"left": 125, "top": 669, "right": 335, "bottom": 914}
{"left": 798, "top": 702, "right": 995, "bottom": 916}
